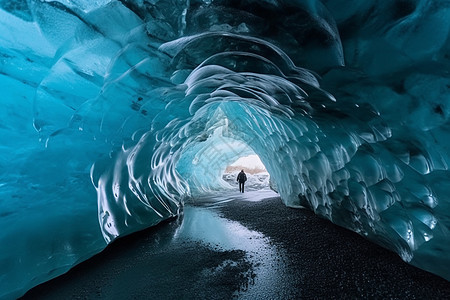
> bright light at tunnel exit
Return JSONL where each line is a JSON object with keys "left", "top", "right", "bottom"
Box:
{"left": 226, "top": 154, "right": 268, "bottom": 174}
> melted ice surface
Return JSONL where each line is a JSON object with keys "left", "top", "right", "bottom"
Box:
{"left": 0, "top": 0, "right": 449, "bottom": 298}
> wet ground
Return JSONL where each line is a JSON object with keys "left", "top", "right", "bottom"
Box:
{"left": 22, "top": 190, "right": 450, "bottom": 299}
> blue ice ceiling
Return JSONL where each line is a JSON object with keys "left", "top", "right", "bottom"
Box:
{"left": 1, "top": 0, "right": 449, "bottom": 298}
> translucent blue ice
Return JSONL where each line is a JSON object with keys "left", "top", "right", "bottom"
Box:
{"left": 1, "top": 0, "right": 449, "bottom": 298}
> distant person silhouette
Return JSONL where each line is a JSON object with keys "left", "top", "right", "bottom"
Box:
{"left": 237, "top": 170, "right": 247, "bottom": 193}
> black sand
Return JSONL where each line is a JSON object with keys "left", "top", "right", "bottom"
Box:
{"left": 217, "top": 196, "right": 450, "bottom": 299}
{"left": 21, "top": 194, "right": 450, "bottom": 299}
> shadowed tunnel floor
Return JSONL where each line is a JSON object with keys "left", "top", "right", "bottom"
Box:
{"left": 21, "top": 191, "right": 450, "bottom": 299}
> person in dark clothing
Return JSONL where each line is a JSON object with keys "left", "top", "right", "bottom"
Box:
{"left": 236, "top": 170, "right": 247, "bottom": 193}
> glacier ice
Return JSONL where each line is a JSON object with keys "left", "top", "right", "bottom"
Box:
{"left": 0, "top": 0, "right": 449, "bottom": 298}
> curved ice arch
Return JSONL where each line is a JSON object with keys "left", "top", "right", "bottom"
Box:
{"left": 89, "top": 23, "right": 445, "bottom": 272}
{"left": 82, "top": 1, "right": 450, "bottom": 283}
{"left": 1, "top": 0, "right": 450, "bottom": 298}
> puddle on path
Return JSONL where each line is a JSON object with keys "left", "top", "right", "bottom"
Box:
{"left": 175, "top": 193, "right": 295, "bottom": 298}
{"left": 22, "top": 190, "right": 296, "bottom": 299}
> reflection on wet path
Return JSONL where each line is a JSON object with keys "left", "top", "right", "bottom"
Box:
{"left": 22, "top": 190, "right": 294, "bottom": 299}
{"left": 21, "top": 189, "right": 450, "bottom": 299}
{"left": 178, "top": 190, "right": 295, "bottom": 298}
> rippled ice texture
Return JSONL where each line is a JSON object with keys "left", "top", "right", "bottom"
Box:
{"left": 0, "top": 0, "right": 449, "bottom": 298}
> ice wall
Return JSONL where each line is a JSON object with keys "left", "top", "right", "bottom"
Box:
{"left": 0, "top": 0, "right": 449, "bottom": 298}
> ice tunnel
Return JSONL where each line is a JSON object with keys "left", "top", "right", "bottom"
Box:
{"left": 1, "top": 0, "right": 450, "bottom": 298}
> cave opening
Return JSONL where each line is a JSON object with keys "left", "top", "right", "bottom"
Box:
{"left": 223, "top": 154, "right": 270, "bottom": 192}
{"left": 226, "top": 154, "right": 268, "bottom": 174}
{"left": 175, "top": 128, "right": 273, "bottom": 196}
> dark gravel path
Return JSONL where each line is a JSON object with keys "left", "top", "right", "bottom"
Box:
{"left": 21, "top": 193, "right": 450, "bottom": 299}
{"left": 20, "top": 216, "right": 254, "bottom": 300}
{"left": 217, "top": 196, "right": 450, "bottom": 299}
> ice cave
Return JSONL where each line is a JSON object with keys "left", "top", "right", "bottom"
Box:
{"left": 0, "top": 0, "right": 449, "bottom": 298}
